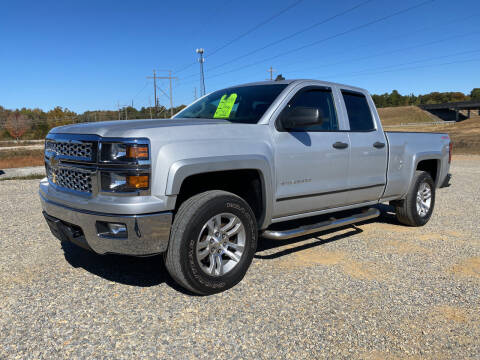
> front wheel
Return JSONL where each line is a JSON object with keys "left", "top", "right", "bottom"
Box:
{"left": 394, "top": 170, "right": 435, "bottom": 226}
{"left": 165, "top": 190, "right": 257, "bottom": 295}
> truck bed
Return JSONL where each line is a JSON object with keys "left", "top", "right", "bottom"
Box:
{"left": 383, "top": 131, "right": 450, "bottom": 200}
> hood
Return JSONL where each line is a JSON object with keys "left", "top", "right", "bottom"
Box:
{"left": 50, "top": 118, "right": 230, "bottom": 138}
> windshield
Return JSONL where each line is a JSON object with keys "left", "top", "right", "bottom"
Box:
{"left": 175, "top": 84, "right": 288, "bottom": 124}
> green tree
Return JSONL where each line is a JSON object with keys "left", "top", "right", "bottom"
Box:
{"left": 471, "top": 88, "right": 480, "bottom": 100}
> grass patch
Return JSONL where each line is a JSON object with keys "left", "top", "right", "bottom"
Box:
{"left": 0, "top": 149, "right": 44, "bottom": 158}
{"left": 378, "top": 106, "right": 437, "bottom": 126}
{"left": 380, "top": 106, "right": 480, "bottom": 155}
{"left": 0, "top": 149, "right": 44, "bottom": 168}
{"left": 0, "top": 174, "right": 45, "bottom": 181}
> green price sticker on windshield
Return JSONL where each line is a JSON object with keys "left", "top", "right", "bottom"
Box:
{"left": 214, "top": 93, "right": 237, "bottom": 119}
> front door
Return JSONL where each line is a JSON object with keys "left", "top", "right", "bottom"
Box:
{"left": 272, "top": 86, "right": 350, "bottom": 219}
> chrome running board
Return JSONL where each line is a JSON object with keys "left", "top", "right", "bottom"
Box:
{"left": 261, "top": 208, "right": 380, "bottom": 240}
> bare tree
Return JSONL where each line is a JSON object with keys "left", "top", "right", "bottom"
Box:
{"left": 4, "top": 112, "right": 31, "bottom": 141}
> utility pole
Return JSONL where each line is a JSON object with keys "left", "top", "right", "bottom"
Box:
{"left": 196, "top": 48, "right": 206, "bottom": 96}
{"left": 150, "top": 70, "right": 177, "bottom": 118}
{"left": 147, "top": 70, "right": 158, "bottom": 114}
{"left": 168, "top": 70, "right": 174, "bottom": 117}
{"left": 117, "top": 102, "right": 129, "bottom": 120}
{"left": 267, "top": 66, "right": 276, "bottom": 81}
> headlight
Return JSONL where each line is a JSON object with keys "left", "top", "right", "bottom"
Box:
{"left": 99, "top": 139, "right": 150, "bottom": 194}
{"left": 101, "top": 172, "right": 150, "bottom": 193}
{"left": 100, "top": 142, "right": 149, "bottom": 163}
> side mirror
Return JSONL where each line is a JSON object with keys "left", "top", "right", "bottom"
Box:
{"left": 282, "top": 106, "right": 323, "bottom": 130}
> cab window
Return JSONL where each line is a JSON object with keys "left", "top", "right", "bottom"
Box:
{"left": 341, "top": 91, "right": 375, "bottom": 131}
{"left": 282, "top": 88, "right": 339, "bottom": 131}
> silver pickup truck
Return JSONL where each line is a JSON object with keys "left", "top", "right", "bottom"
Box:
{"left": 40, "top": 79, "right": 452, "bottom": 294}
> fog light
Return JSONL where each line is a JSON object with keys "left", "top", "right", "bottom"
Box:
{"left": 108, "top": 223, "right": 127, "bottom": 236}
{"left": 96, "top": 221, "right": 127, "bottom": 238}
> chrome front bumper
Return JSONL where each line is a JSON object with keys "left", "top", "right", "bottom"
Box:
{"left": 40, "top": 193, "right": 172, "bottom": 256}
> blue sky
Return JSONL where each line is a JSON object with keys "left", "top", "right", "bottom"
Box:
{"left": 1, "top": 0, "right": 479, "bottom": 112}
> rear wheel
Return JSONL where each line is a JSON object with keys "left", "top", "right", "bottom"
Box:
{"left": 165, "top": 190, "right": 257, "bottom": 295}
{"left": 395, "top": 170, "right": 435, "bottom": 226}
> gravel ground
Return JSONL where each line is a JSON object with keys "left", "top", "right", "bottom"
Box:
{"left": 0, "top": 156, "right": 479, "bottom": 359}
{"left": 0, "top": 166, "right": 44, "bottom": 180}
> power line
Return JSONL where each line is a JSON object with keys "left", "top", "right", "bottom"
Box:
{"left": 195, "top": 0, "right": 374, "bottom": 77}
{"left": 320, "top": 48, "right": 480, "bottom": 79}
{"left": 132, "top": 81, "right": 149, "bottom": 100}
{"left": 250, "top": 0, "right": 435, "bottom": 66}
{"left": 174, "top": 0, "right": 305, "bottom": 74}
{"left": 179, "top": 0, "right": 435, "bottom": 86}
{"left": 173, "top": 0, "right": 236, "bottom": 73}
{"left": 276, "top": 13, "right": 480, "bottom": 73}
{"left": 331, "top": 57, "right": 480, "bottom": 79}
{"left": 208, "top": 0, "right": 305, "bottom": 58}
{"left": 290, "top": 30, "right": 480, "bottom": 75}
{"left": 147, "top": 70, "right": 177, "bottom": 117}
{"left": 156, "top": 85, "right": 170, "bottom": 100}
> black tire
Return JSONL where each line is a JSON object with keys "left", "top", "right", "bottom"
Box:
{"left": 165, "top": 190, "right": 258, "bottom": 295}
{"left": 395, "top": 170, "right": 435, "bottom": 227}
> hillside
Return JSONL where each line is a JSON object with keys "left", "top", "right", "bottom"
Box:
{"left": 377, "top": 106, "right": 439, "bottom": 126}
{"left": 379, "top": 106, "right": 480, "bottom": 154}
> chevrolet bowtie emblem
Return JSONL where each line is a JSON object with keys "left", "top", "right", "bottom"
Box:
{"left": 49, "top": 153, "right": 59, "bottom": 184}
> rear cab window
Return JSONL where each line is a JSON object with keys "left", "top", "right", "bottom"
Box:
{"left": 341, "top": 90, "right": 375, "bottom": 131}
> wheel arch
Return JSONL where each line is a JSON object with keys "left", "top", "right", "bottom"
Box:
{"left": 404, "top": 152, "right": 443, "bottom": 197}
{"left": 165, "top": 155, "right": 274, "bottom": 229}
{"left": 412, "top": 152, "right": 443, "bottom": 186}
{"left": 416, "top": 158, "right": 440, "bottom": 184}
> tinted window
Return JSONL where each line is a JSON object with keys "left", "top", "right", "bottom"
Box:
{"left": 283, "top": 89, "right": 338, "bottom": 131}
{"left": 342, "top": 91, "right": 375, "bottom": 131}
{"left": 175, "top": 84, "right": 288, "bottom": 124}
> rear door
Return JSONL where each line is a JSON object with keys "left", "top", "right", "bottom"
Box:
{"left": 340, "top": 90, "right": 388, "bottom": 203}
{"left": 272, "top": 85, "right": 351, "bottom": 218}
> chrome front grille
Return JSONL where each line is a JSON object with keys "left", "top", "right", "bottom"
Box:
{"left": 45, "top": 135, "right": 99, "bottom": 195}
{"left": 44, "top": 134, "right": 150, "bottom": 197}
{"left": 47, "top": 165, "right": 93, "bottom": 194}
{"left": 45, "top": 140, "right": 93, "bottom": 161}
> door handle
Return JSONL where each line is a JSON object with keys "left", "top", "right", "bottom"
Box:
{"left": 332, "top": 141, "right": 349, "bottom": 149}
{"left": 373, "top": 142, "right": 385, "bottom": 149}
